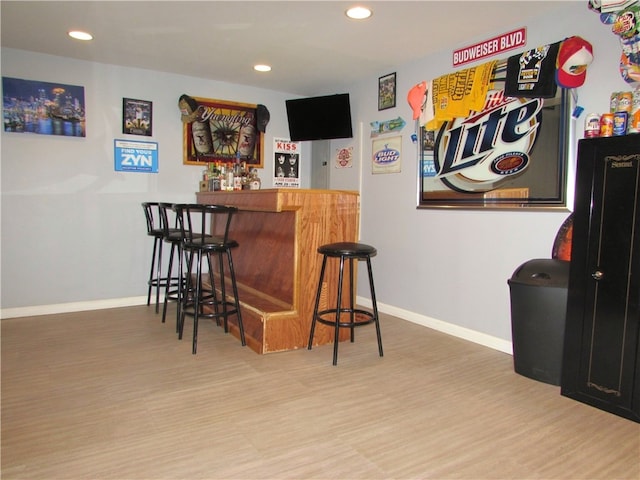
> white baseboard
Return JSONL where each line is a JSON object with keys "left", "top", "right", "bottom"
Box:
{"left": 1, "top": 295, "right": 513, "bottom": 356}
{"left": 357, "top": 296, "right": 513, "bottom": 356}
{"left": 0, "top": 296, "right": 149, "bottom": 319}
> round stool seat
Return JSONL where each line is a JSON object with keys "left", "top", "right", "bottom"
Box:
{"left": 149, "top": 228, "right": 164, "bottom": 239}
{"left": 318, "top": 242, "right": 377, "bottom": 258}
{"left": 165, "top": 228, "right": 182, "bottom": 242}
{"left": 183, "top": 237, "right": 238, "bottom": 251}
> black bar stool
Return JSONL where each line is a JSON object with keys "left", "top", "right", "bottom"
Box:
{"left": 175, "top": 204, "right": 246, "bottom": 354}
{"left": 142, "top": 202, "right": 166, "bottom": 313}
{"left": 158, "top": 203, "right": 185, "bottom": 330}
{"left": 308, "top": 242, "right": 383, "bottom": 365}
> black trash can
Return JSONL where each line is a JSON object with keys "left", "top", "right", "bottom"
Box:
{"left": 507, "top": 259, "right": 570, "bottom": 386}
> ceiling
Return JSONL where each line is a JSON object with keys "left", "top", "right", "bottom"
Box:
{"left": 1, "top": 1, "right": 573, "bottom": 96}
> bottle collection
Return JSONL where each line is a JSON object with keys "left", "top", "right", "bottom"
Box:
{"left": 201, "top": 160, "right": 261, "bottom": 191}
{"left": 585, "top": 90, "right": 640, "bottom": 138}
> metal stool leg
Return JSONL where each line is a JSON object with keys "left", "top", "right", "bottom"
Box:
{"left": 147, "top": 236, "right": 164, "bottom": 312}
{"left": 207, "top": 252, "right": 221, "bottom": 326}
{"left": 349, "top": 257, "right": 356, "bottom": 343}
{"left": 146, "top": 236, "right": 158, "bottom": 307}
{"left": 161, "top": 241, "right": 177, "bottom": 324}
{"left": 217, "top": 251, "right": 228, "bottom": 332}
{"left": 332, "top": 255, "right": 346, "bottom": 366}
{"left": 175, "top": 243, "right": 184, "bottom": 333}
{"left": 178, "top": 249, "right": 195, "bottom": 340}
{"left": 154, "top": 239, "right": 164, "bottom": 313}
{"left": 192, "top": 249, "right": 203, "bottom": 354}
{"left": 308, "top": 255, "right": 329, "bottom": 349}
{"left": 226, "top": 249, "right": 246, "bottom": 346}
{"left": 366, "top": 256, "right": 383, "bottom": 357}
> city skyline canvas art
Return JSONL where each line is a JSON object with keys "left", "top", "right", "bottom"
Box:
{"left": 2, "top": 77, "right": 86, "bottom": 137}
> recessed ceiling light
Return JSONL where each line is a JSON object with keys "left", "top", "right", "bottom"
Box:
{"left": 254, "top": 64, "right": 272, "bottom": 72}
{"left": 346, "top": 6, "right": 372, "bottom": 20}
{"left": 68, "top": 30, "right": 93, "bottom": 41}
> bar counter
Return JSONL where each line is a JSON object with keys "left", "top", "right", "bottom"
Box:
{"left": 196, "top": 189, "right": 360, "bottom": 354}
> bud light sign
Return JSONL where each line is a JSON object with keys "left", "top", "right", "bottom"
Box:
{"left": 372, "top": 135, "right": 402, "bottom": 174}
{"left": 114, "top": 139, "right": 158, "bottom": 173}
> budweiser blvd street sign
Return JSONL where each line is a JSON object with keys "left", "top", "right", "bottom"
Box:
{"left": 453, "top": 27, "right": 527, "bottom": 67}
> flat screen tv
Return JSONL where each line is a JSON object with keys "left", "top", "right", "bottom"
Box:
{"left": 285, "top": 93, "right": 353, "bottom": 141}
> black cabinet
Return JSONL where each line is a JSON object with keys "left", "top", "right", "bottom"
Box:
{"left": 561, "top": 135, "right": 640, "bottom": 423}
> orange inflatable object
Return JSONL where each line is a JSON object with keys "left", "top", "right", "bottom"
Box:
{"left": 552, "top": 213, "right": 573, "bottom": 261}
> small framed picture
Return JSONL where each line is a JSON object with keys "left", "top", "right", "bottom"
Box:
{"left": 378, "top": 72, "right": 396, "bottom": 111}
{"left": 123, "top": 98, "right": 152, "bottom": 136}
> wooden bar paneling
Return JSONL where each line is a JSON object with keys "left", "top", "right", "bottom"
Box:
{"left": 196, "top": 189, "right": 360, "bottom": 353}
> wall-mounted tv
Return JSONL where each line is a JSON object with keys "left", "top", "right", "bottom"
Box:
{"left": 285, "top": 93, "right": 353, "bottom": 141}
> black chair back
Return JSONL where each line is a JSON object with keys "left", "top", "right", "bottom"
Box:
{"left": 142, "top": 202, "right": 162, "bottom": 236}
{"left": 174, "top": 204, "right": 239, "bottom": 249}
{"left": 158, "top": 203, "right": 182, "bottom": 241}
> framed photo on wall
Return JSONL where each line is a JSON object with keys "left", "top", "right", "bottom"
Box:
{"left": 2, "top": 76, "right": 86, "bottom": 137}
{"left": 183, "top": 97, "right": 264, "bottom": 167}
{"left": 123, "top": 98, "right": 152, "bottom": 136}
{"left": 378, "top": 72, "right": 396, "bottom": 111}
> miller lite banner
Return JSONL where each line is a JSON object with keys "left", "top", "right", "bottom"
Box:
{"left": 419, "top": 86, "right": 570, "bottom": 208}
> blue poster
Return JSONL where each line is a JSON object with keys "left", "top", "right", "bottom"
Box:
{"left": 114, "top": 139, "right": 158, "bottom": 173}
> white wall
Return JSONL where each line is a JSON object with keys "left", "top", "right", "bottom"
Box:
{"left": 0, "top": 48, "right": 308, "bottom": 311}
{"left": 1, "top": 3, "right": 630, "bottom": 353}
{"left": 330, "top": 3, "right": 628, "bottom": 348}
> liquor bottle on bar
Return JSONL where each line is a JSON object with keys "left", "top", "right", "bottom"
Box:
{"left": 219, "top": 163, "right": 228, "bottom": 191}
{"left": 249, "top": 168, "right": 261, "bottom": 190}
{"left": 241, "top": 161, "right": 250, "bottom": 189}
{"left": 233, "top": 157, "right": 242, "bottom": 191}
{"left": 209, "top": 162, "right": 221, "bottom": 191}
{"left": 226, "top": 162, "right": 235, "bottom": 191}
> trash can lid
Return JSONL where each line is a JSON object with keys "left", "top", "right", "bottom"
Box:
{"left": 508, "top": 258, "right": 570, "bottom": 287}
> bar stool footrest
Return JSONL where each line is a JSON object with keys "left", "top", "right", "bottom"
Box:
{"left": 182, "top": 300, "right": 239, "bottom": 322}
{"left": 148, "top": 275, "right": 182, "bottom": 289}
{"left": 164, "top": 279, "right": 187, "bottom": 301}
{"left": 315, "top": 308, "right": 376, "bottom": 328}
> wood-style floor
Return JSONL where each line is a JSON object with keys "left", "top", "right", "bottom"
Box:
{"left": 2, "top": 305, "right": 639, "bottom": 479}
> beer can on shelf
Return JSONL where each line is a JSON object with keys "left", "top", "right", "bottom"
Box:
{"left": 617, "top": 91, "right": 633, "bottom": 113}
{"left": 584, "top": 113, "right": 601, "bottom": 138}
{"left": 629, "top": 88, "right": 640, "bottom": 133}
{"left": 610, "top": 92, "right": 620, "bottom": 113}
{"left": 613, "top": 112, "right": 628, "bottom": 136}
{"left": 600, "top": 113, "right": 614, "bottom": 137}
